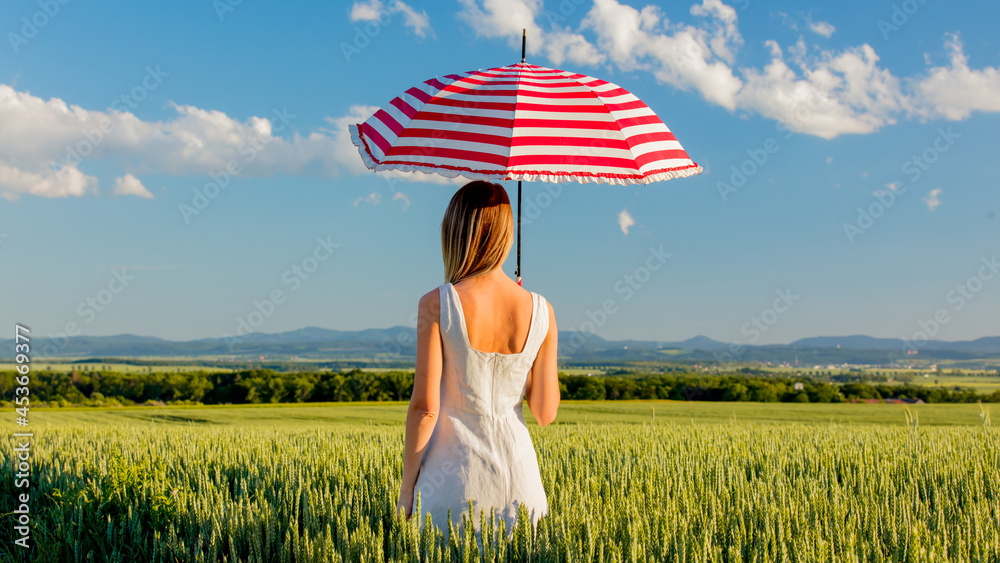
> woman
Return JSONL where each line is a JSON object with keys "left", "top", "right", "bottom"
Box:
{"left": 395, "top": 180, "right": 560, "bottom": 542}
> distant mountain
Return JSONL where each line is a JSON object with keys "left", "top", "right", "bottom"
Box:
{"left": 189, "top": 326, "right": 416, "bottom": 344}
{"left": 557, "top": 333, "right": 731, "bottom": 351}
{"left": 791, "top": 335, "right": 905, "bottom": 350}
{"left": 1, "top": 329, "right": 997, "bottom": 365}
{"left": 673, "top": 335, "right": 731, "bottom": 352}
{"left": 791, "top": 335, "right": 1000, "bottom": 353}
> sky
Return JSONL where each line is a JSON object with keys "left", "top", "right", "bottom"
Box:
{"left": 0, "top": 0, "right": 998, "bottom": 348}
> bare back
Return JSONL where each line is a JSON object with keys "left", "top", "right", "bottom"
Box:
{"left": 451, "top": 277, "right": 535, "bottom": 355}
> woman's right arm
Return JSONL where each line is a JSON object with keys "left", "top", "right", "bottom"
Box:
{"left": 397, "top": 289, "right": 443, "bottom": 518}
{"left": 525, "top": 301, "right": 559, "bottom": 426}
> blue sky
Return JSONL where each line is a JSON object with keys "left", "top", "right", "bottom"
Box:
{"left": 1, "top": 0, "right": 997, "bottom": 347}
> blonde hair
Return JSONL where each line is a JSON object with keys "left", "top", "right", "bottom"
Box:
{"left": 441, "top": 180, "right": 514, "bottom": 284}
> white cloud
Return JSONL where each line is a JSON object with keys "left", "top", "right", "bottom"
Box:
{"left": 457, "top": 0, "right": 605, "bottom": 67}
{"left": 111, "top": 174, "right": 153, "bottom": 198}
{"left": 913, "top": 33, "right": 1000, "bottom": 120}
{"left": 0, "top": 160, "right": 96, "bottom": 200}
{"left": 0, "top": 83, "right": 354, "bottom": 198}
{"left": 764, "top": 39, "right": 782, "bottom": 59}
{"left": 618, "top": 208, "right": 634, "bottom": 235}
{"left": 394, "top": 1, "right": 433, "bottom": 38}
{"left": 350, "top": 0, "right": 433, "bottom": 38}
{"left": 457, "top": 0, "right": 542, "bottom": 51}
{"left": 809, "top": 21, "right": 835, "bottom": 38}
{"left": 689, "top": 0, "right": 742, "bottom": 64}
{"left": 544, "top": 29, "right": 606, "bottom": 66}
{"left": 872, "top": 182, "right": 899, "bottom": 198}
{"left": 392, "top": 190, "right": 411, "bottom": 210}
{"left": 924, "top": 188, "right": 942, "bottom": 211}
{"left": 350, "top": 0, "right": 382, "bottom": 21}
{"left": 826, "top": 156, "right": 833, "bottom": 164}
{"left": 454, "top": 2, "right": 1000, "bottom": 139}
{"left": 736, "top": 43, "right": 909, "bottom": 139}
{"left": 324, "top": 103, "right": 384, "bottom": 176}
{"left": 0, "top": 83, "right": 458, "bottom": 200}
{"left": 582, "top": 0, "right": 743, "bottom": 110}
{"left": 354, "top": 192, "right": 382, "bottom": 206}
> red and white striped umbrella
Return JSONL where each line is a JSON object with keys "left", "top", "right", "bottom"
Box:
{"left": 350, "top": 41, "right": 701, "bottom": 284}
{"left": 350, "top": 62, "right": 701, "bottom": 185}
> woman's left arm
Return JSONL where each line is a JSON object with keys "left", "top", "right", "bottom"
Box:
{"left": 397, "top": 289, "right": 443, "bottom": 518}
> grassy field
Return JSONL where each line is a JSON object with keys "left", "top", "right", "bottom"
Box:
{"left": 3, "top": 399, "right": 993, "bottom": 429}
{"left": 1, "top": 402, "right": 996, "bottom": 562}
{"left": 902, "top": 374, "right": 1000, "bottom": 394}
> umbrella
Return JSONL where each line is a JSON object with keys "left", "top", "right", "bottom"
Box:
{"left": 350, "top": 31, "right": 701, "bottom": 286}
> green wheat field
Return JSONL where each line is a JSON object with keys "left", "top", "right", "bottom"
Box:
{"left": 1, "top": 401, "right": 997, "bottom": 562}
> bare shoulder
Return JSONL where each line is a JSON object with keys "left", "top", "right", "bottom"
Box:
{"left": 417, "top": 287, "right": 441, "bottom": 327}
{"left": 419, "top": 286, "right": 440, "bottom": 305}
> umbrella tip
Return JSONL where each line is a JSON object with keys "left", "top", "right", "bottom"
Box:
{"left": 521, "top": 29, "right": 526, "bottom": 63}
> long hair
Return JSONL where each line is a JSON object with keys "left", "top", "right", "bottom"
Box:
{"left": 441, "top": 180, "right": 514, "bottom": 284}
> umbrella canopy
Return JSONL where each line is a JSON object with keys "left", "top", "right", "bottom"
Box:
{"left": 349, "top": 62, "right": 702, "bottom": 185}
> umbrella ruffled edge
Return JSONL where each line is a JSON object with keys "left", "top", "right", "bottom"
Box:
{"left": 351, "top": 122, "right": 704, "bottom": 185}
{"left": 350, "top": 123, "right": 510, "bottom": 182}
{"left": 349, "top": 123, "right": 380, "bottom": 171}
{"left": 505, "top": 165, "right": 704, "bottom": 186}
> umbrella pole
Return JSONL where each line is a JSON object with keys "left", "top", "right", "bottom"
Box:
{"left": 516, "top": 30, "right": 525, "bottom": 287}
{"left": 516, "top": 180, "right": 522, "bottom": 287}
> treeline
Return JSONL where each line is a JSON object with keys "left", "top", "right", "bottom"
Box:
{"left": 0, "top": 369, "right": 412, "bottom": 407}
{"left": 559, "top": 374, "right": 993, "bottom": 403}
{"left": 0, "top": 369, "right": 995, "bottom": 408}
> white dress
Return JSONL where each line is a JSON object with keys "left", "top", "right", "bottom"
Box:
{"left": 411, "top": 282, "right": 550, "bottom": 541}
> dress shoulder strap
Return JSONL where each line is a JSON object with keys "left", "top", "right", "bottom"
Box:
{"left": 437, "top": 283, "right": 461, "bottom": 346}
{"left": 524, "top": 292, "right": 550, "bottom": 359}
